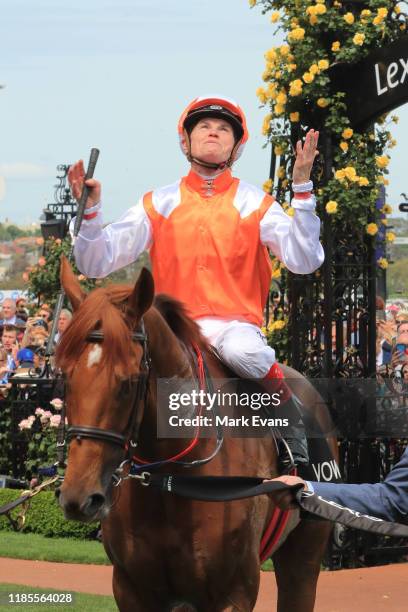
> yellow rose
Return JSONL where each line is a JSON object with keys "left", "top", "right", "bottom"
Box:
{"left": 261, "top": 326, "right": 267, "bottom": 335}
{"left": 262, "top": 114, "right": 272, "bottom": 135}
{"left": 265, "top": 48, "right": 277, "bottom": 62}
{"left": 315, "top": 4, "right": 327, "bottom": 15}
{"left": 267, "top": 83, "right": 277, "bottom": 99}
{"left": 382, "top": 203, "right": 393, "bottom": 214}
{"left": 376, "top": 156, "right": 390, "bottom": 168}
{"left": 270, "top": 11, "right": 280, "bottom": 23}
{"left": 274, "top": 145, "right": 284, "bottom": 155}
{"left": 289, "top": 79, "right": 303, "bottom": 96}
{"left": 335, "top": 169, "right": 346, "bottom": 180}
{"left": 276, "top": 91, "right": 287, "bottom": 104}
{"left": 309, "top": 64, "right": 320, "bottom": 75}
{"left": 309, "top": 15, "right": 318, "bottom": 25}
{"left": 366, "top": 223, "right": 379, "bottom": 236}
{"left": 358, "top": 176, "right": 369, "bottom": 186}
{"left": 373, "top": 16, "right": 382, "bottom": 25}
{"left": 339, "top": 141, "right": 348, "bottom": 152}
{"left": 377, "top": 258, "right": 388, "bottom": 269}
{"left": 325, "top": 200, "right": 338, "bottom": 214}
{"left": 344, "top": 166, "right": 358, "bottom": 181}
{"left": 248, "top": 0, "right": 256, "bottom": 6}
{"left": 381, "top": 218, "right": 388, "bottom": 225}
{"left": 353, "top": 33, "right": 365, "bottom": 46}
{"left": 288, "top": 27, "right": 305, "bottom": 42}
{"left": 263, "top": 178, "right": 273, "bottom": 193}
{"left": 342, "top": 128, "right": 353, "bottom": 139}
{"left": 317, "top": 97, "right": 329, "bottom": 107}
{"left": 256, "top": 87, "right": 267, "bottom": 104}
{"left": 274, "top": 103, "right": 285, "bottom": 115}
{"left": 280, "top": 45, "right": 290, "bottom": 56}
{"left": 271, "top": 268, "right": 281, "bottom": 279}
{"left": 386, "top": 232, "right": 396, "bottom": 242}
{"left": 286, "top": 207, "right": 295, "bottom": 217}
{"left": 274, "top": 319, "right": 286, "bottom": 330}
{"left": 318, "top": 59, "right": 329, "bottom": 70}
{"left": 344, "top": 12, "right": 354, "bottom": 24}
{"left": 377, "top": 7, "right": 388, "bottom": 18}
{"left": 392, "top": 115, "right": 399, "bottom": 124}
{"left": 303, "top": 72, "right": 314, "bottom": 84}
{"left": 361, "top": 9, "right": 371, "bottom": 17}
{"left": 331, "top": 41, "right": 341, "bottom": 52}
{"left": 290, "top": 112, "right": 300, "bottom": 122}
{"left": 277, "top": 166, "right": 286, "bottom": 179}
{"left": 306, "top": 5, "right": 318, "bottom": 15}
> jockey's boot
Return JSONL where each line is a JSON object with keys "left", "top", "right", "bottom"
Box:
{"left": 262, "top": 363, "right": 309, "bottom": 470}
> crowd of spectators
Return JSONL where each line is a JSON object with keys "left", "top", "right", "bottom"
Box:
{"left": 376, "top": 297, "right": 408, "bottom": 376}
{"left": 0, "top": 297, "right": 72, "bottom": 397}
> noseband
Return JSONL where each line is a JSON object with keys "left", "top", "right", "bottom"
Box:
{"left": 66, "top": 320, "right": 150, "bottom": 451}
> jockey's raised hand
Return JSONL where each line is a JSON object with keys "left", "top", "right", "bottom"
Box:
{"left": 292, "top": 129, "right": 319, "bottom": 185}
{"left": 68, "top": 159, "right": 101, "bottom": 209}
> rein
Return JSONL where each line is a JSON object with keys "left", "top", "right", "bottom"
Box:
{"left": 56, "top": 320, "right": 408, "bottom": 540}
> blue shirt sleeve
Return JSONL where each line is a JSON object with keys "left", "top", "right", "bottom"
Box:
{"left": 309, "top": 448, "right": 408, "bottom": 522}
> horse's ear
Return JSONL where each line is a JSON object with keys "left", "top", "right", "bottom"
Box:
{"left": 60, "top": 255, "right": 86, "bottom": 312}
{"left": 128, "top": 267, "right": 154, "bottom": 324}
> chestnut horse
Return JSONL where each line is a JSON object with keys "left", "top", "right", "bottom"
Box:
{"left": 56, "top": 258, "right": 336, "bottom": 612}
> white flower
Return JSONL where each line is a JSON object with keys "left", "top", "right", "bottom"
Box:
{"left": 35, "top": 407, "right": 45, "bottom": 416}
{"left": 50, "top": 414, "right": 61, "bottom": 428}
{"left": 18, "top": 419, "right": 29, "bottom": 430}
{"left": 50, "top": 398, "right": 63, "bottom": 410}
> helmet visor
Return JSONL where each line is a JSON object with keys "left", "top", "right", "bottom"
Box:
{"left": 184, "top": 104, "right": 244, "bottom": 141}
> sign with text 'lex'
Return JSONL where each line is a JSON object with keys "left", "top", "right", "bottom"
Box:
{"left": 330, "top": 36, "right": 408, "bottom": 129}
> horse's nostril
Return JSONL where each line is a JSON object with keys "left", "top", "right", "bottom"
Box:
{"left": 83, "top": 493, "right": 106, "bottom": 516}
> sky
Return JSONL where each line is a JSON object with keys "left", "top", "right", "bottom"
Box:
{"left": 1, "top": 0, "right": 408, "bottom": 226}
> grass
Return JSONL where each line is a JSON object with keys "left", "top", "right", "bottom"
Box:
{"left": 0, "top": 532, "right": 111, "bottom": 565}
{"left": 0, "top": 584, "right": 116, "bottom": 611}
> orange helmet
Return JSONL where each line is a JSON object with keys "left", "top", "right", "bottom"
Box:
{"left": 178, "top": 95, "right": 249, "bottom": 169}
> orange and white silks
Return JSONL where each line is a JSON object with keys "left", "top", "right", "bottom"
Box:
{"left": 73, "top": 168, "right": 324, "bottom": 328}
{"left": 143, "top": 170, "right": 273, "bottom": 326}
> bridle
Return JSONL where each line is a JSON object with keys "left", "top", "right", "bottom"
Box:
{"left": 62, "top": 318, "right": 224, "bottom": 482}
{"left": 66, "top": 320, "right": 151, "bottom": 452}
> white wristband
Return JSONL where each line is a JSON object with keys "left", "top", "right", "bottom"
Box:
{"left": 292, "top": 181, "right": 313, "bottom": 193}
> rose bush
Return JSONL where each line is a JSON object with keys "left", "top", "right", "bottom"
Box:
{"left": 251, "top": 0, "right": 407, "bottom": 270}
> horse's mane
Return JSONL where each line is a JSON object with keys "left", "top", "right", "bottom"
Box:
{"left": 56, "top": 287, "right": 209, "bottom": 375}
{"left": 153, "top": 294, "right": 209, "bottom": 350}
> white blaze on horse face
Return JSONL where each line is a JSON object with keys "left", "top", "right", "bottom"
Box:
{"left": 88, "top": 344, "right": 103, "bottom": 368}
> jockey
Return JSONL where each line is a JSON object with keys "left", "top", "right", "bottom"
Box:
{"left": 68, "top": 95, "right": 324, "bottom": 468}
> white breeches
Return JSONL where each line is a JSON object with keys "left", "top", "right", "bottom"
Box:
{"left": 196, "top": 318, "right": 276, "bottom": 379}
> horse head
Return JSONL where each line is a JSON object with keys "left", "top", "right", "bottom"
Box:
{"left": 56, "top": 256, "right": 154, "bottom": 522}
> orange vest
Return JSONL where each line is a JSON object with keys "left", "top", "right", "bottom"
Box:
{"left": 143, "top": 169, "right": 273, "bottom": 326}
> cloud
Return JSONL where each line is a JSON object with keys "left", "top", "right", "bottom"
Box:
{"left": 0, "top": 162, "right": 53, "bottom": 180}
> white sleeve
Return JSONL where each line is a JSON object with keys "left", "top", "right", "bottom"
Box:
{"left": 259, "top": 195, "right": 324, "bottom": 274}
{"left": 70, "top": 198, "right": 153, "bottom": 278}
